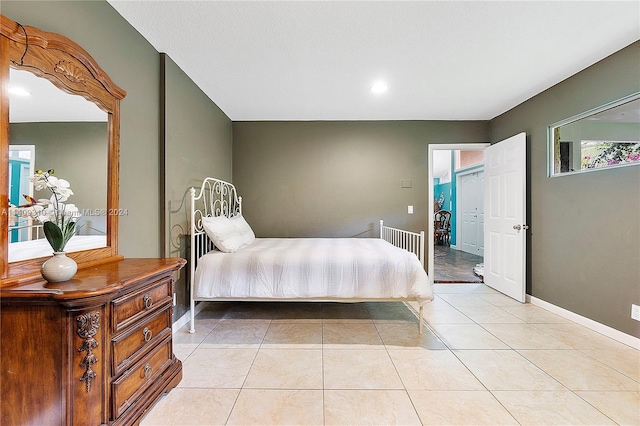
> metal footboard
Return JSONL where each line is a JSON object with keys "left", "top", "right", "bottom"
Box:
{"left": 379, "top": 220, "right": 425, "bottom": 267}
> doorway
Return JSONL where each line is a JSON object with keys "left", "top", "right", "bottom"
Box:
{"left": 8, "top": 145, "right": 35, "bottom": 243}
{"left": 428, "top": 144, "right": 488, "bottom": 283}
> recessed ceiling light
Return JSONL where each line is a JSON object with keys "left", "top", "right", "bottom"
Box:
{"left": 371, "top": 81, "right": 388, "bottom": 94}
{"left": 9, "top": 87, "right": 31, "bottom": 96}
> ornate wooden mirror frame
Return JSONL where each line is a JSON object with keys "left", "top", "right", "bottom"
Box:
{"left": 1, "top": 15, "right": 126, "bottom": 285}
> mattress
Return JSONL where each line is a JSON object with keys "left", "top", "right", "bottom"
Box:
{"left": 194, "top": 237, "right": 433, "bottom": 304}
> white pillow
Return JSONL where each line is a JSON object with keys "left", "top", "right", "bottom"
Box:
{"left": 201, "top": 216, "right": 244, "bottom": 253}
{"left": 230, "top": 215, "right": 255, "bottom": 246}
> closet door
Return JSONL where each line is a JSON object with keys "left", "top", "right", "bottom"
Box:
{"left": 459, "top": 171, "right": 484, "bottom": 257}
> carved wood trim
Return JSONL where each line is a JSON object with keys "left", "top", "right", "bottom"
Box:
{"left": 0, "top": 14, "right": 126, "bottom": 285}
{"left": 0, "top": 15, "right": 125, "bottom": 100}
{"left": 76, "top": 311, "right": 100, "bottom": 393}
{"left": 0, "top": 35, "right": 9, "bottom": 279}
{"left": 54, "top": 60, "right": 88, "bottom": 86}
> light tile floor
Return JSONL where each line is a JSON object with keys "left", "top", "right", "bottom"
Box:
{"left": 142, "top": 284, "right": 640, "bottom": 425}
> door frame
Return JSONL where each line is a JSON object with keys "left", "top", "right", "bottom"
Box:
{"left": 428, "top": 143, "right": 489, "bottom": 283}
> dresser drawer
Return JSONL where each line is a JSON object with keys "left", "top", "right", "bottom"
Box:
{"left": 111, "top": 308, "right": 172, "bottom": 376}
{"left": 111, "top": 336, "right": 173, "bottom": 419}
{"left": 111, "top": 278, "right": 172, "bottom": 333}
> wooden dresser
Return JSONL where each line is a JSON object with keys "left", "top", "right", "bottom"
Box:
{"left": 0, "top": 258, "right": 186, "bottom": 425}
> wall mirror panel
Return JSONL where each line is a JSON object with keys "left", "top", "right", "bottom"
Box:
{"left": 1, "top": 15, "right": 126, "bottom": 284}
{"left": 9, "top": 68, "right": 108, "bottom": 262}
{"left": 549, "top": 92, "right": 640, "bottom": 176}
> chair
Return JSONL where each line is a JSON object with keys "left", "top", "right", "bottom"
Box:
{"left": 434, "top": 210, "right": 451, "bottom": 245}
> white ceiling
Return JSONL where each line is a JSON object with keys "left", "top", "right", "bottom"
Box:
{"left": 107, "top": 1, "right": 638, "bottom": 122}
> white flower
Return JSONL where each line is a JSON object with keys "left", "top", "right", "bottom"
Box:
{"left": 36, "top": 205, "right": 54, "bottom": 223}
{"left": 46, "top": 175, "right": 59, "bottom": 186}
{"left": 56, "top": 187, "right": 73, "bottom": 201}
{"left": 63, "top": 203, "right": 81, "bottom": 222}
{"left": 30, "top": 175, "right": 48, "bottom": 191}
{"left": 27, "top": 169, "right": 81, "bottom": 252}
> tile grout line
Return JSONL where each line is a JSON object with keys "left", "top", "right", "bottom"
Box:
{"left": 222, "top": 314, "right": 271, "bottom": 425}
{"left": 367, "top": 303, "right": 425, "bottom": 424}
{"left": 440, "top": 291, "right": 630, "bottom": 425}
{"left": 168, "top": 298, "right": 638, "bottom": 425}
{"left": 430, "top": 292, "right": 533, "bottom": 425}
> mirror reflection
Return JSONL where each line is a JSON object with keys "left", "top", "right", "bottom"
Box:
{"left": 549, "top": 93, "right": 640, "bottom": 176}
{"left": 8, "top": 68, "right": 108, "bottom": 262}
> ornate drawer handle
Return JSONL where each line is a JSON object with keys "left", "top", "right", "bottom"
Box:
{"left": 143, "top": 364, "right": 152, "bottom": 379}
{"left": 143, "top": 294, "right": 153, "bottom": 310}
{"left": 143, "top": 327, "right": 153, "bottom": 342}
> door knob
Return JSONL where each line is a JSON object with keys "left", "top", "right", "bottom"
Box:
{"left": 513, "top": 224, "right": 529, "bottom": 231}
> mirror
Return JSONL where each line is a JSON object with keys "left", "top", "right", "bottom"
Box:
{"left": 549, "top": 92, "right": 640, "bottom": 176}
{"left": 8, "top": 68, "right": 108, "bottom": 262}
{"left": 1, "top": 15, "right": 126, "bottom": 284}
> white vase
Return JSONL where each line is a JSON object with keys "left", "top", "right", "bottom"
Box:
{"left": 41, "top": 252, "right": 78, "bottom": 282}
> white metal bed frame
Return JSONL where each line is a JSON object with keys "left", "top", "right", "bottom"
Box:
{"left": 189, "top": 177, "right": 427, "bottom": 334}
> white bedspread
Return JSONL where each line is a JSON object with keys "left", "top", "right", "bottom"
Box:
{"left": 8, "top": 235, "right": 107, "bottom": 262}
{"left": 194, "top": 238, "right": 433, "bottom": 305}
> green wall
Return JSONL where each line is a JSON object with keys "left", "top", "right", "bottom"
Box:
{"left": 162, "top": 54, "right": 233, "bottom": 319}
{"left": 4, "top": 1, "right": 638, "bottom": 339}
{"left": 490, "top": 41, "right": 640, "bottom": 338}
{"left": 232, "top": 121, "right": 489, "bottom": 250}
{"left": 3, "top": 2, "right": 233, "bottom": 321}
{"left": 3, "top": 0, "right": 163, "bottom": 258}
{"left": 10, "top": 122, "right": 108, "bottom": 234}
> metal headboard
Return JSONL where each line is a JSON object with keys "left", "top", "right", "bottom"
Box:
{"left": 189, "top": 177, "right": 242, "bottom": 267}
{"left": 189, "top": 177, "right": 243, "bottom": 333}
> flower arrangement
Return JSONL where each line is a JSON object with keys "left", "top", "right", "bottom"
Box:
{"left": 18, "top": 169, "right": 81, "bottom": 252}
{"left": 581, "top": 141, "right": 640, "bottom": 169}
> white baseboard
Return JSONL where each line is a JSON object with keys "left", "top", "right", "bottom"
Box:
{"left": 172, "top": 302, "right": 208, "bottom": 334}
{"left": 527, "top": 295, "right": 640, "bottom": 350}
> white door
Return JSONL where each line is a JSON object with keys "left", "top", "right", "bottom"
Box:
{"left": 484, "top": 132, "right": 527, "bottom": 302}
{"left": 459, "top": 171, "right": 484, "bottom": 257}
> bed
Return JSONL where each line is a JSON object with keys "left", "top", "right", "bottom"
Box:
{"left": 189, "top": 177, "right": 433, "bottom": 333}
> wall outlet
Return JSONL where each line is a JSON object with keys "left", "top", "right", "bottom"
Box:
{"left": 173, "top": 293, "right": 177, "bottom": 307}
{"left": 632, "top": 304, "right": 640, "bottom": 321}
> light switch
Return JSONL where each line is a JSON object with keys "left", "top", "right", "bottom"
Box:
{"left": 408, "top": 205, "right": 414, "bottom": 214}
